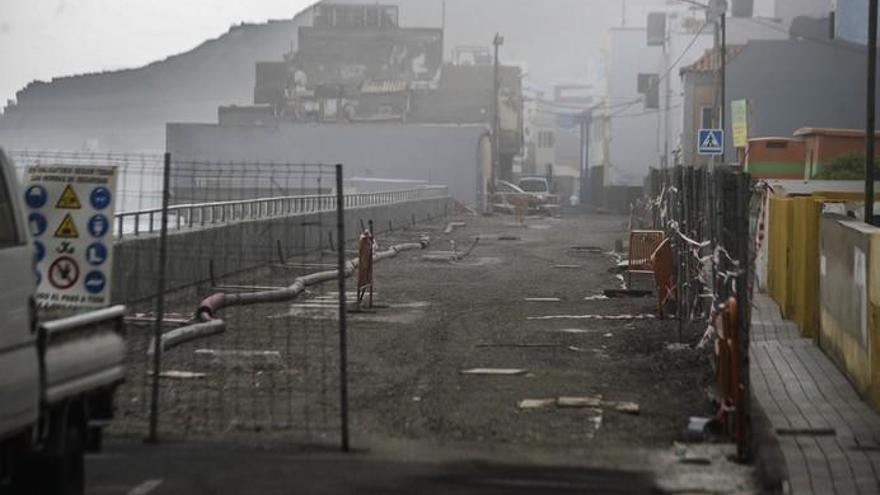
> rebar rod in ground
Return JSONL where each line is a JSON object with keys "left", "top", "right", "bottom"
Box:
{"left": 148, "top": 152, "right": 172, "bottom": 443}
{"left": 335, "top": 164, "right": 350, "bottom": 453}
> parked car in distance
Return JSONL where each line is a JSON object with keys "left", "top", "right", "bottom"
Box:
{"left": 491, "top": 179, "right": 558, "bottom": 215}
{"left": 518, "top": 176, "right": 560, "bottom": 214}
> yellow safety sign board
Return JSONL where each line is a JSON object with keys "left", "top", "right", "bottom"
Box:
{"left": 54, "top": 213, "right": 79, "bottom": 238}
{"left": 56, "top": 185, "right": 82, "bottom": 209}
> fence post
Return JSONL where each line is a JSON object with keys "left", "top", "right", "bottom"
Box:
{"left": 735, "top": 171, "right": 752, "bottom": 462}
{"left": 335, "top": 164, "right": 350, "bottom": 453}
{"left": 147, "top": 152, "right": 172, "bottom": 443}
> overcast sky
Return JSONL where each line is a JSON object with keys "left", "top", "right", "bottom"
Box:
{"left": 0, "top": 0, "right": 764, "bottom": 106}
{"left": 0, "top": 0, "right": 316, "bottom": 104}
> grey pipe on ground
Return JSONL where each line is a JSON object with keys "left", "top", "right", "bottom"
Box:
{"left": 157, "top": 241, "right": 426, "bottom": 353}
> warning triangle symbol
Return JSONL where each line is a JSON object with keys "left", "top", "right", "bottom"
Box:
{"left": 54, "top": 214, "right": 79, "bottom": 238}
{"left": 702, "top": 132, "right": 720, "bottom": 149}
{"left": 56, "top": 185, "right": 82, "bottom": 209}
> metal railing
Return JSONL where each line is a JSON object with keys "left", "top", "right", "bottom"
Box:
{"left": 114, "top": 185, "right": 448, "bottom": 239}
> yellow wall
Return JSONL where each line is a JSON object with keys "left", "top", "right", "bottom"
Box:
{"left": 869, "top": 237, "right": 880, "bottom": 408}
{"left": 818, "top": 219, "right": 880, "bottom": 410}
{"left": 767, "top": 197, "right": 793, "bottom": 318}
{"left": 767, "top": 195, "right": 869, "bottom": 340}
{"left": 768, "top": 193, "right": 880, "bottom": 411}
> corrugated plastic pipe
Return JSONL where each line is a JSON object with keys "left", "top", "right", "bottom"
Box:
{"left": 153, "top": 241, "right": 427, "bottom": 353}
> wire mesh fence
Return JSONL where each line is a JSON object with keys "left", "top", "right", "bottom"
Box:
{"left": 121, "top": 158, "right": 345, "bottom": 444}
{"left": 8, "top": 149, "right": 448, "bottom": 447}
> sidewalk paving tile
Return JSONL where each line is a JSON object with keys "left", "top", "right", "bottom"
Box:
{"left": 751, "top": 293, "right": 880, "bottom": 495}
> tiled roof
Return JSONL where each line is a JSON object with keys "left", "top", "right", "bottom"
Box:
{"left": 680, "top": 46, "right": 745, "bottom": 74}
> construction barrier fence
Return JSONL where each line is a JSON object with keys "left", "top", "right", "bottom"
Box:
{"left": 639, "top": 165, "right": 753, "bottom": 461}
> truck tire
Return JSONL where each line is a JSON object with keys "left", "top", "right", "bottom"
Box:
{"left": 44, "top": 424, "right": 85, "bottom": 495}
{"left": 8, "top": 422, "right": 83, "bottom": 495}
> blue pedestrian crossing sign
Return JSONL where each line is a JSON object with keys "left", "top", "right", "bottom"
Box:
{"left": 698, "top": 129, "right": 724, "bottom": 156}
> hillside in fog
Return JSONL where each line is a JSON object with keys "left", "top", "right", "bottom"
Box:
{"left": 0, "top": 0, "right": 642, "bottom": 152}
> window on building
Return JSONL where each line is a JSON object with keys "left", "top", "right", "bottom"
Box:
{"left": 700, "top": 106, "right": 715, "bottom": 129}
{"left": 381, "top": 6, "right": 399, "bottom": 28}
{"left": 537, "top": 130, "right": 555, "bottom": 149}
{"left": 365, "top": 7, "right": 380, "bottom": 28}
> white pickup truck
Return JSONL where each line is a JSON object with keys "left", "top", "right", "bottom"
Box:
{"left": 0, "top": 148, "right": 126, "bottom": 495}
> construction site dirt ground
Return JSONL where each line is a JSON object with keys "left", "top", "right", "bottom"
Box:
{"left": 91, "top": 211, "right": 756, "bottom": 494}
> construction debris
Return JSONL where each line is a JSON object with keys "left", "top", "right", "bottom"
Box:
{"left": 157, "top": 370, "right": 207, "bottom": 379}
{"left": 460, "top": 368, "right": 528, "bottom": 376}
{"left": 569, "top": 246, "right": 604, "bottom": 254}
{"left": 611, "top": 401, "right": 641, "bottom": 415}
{"left": 444, "top": 221, "right": 466, "bottom": 234}
{"left": 476, "top": 342, "right": 561, "bottom": 348}
{"left": 557, "top": 396, "right": 603, "bottom": 408}
{"left": 517, "top": 398, "right": 556, "bottom": 410}
{"left": 527, "top": 314, "right": 657, "bottom": 321}
{"left": 603, "top": 289, "right": 652, "bottom": 298}
{"left": 583, "top": 294, "right": 609, "bottom": 301}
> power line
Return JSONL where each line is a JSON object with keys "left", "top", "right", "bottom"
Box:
{"left": 608, "top": 20, "right": 711, "bottom": 118}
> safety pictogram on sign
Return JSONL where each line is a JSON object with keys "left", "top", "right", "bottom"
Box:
{"left": 54, "top": 213, "right": 80, "bottom": 238}
{"left": 25, "top": 185, "right": 48, "bottom": 209}
{"left": 56, "top": 184, "right": 82, "bottom": 209}
{"left": 48, "top": 256, "right": 80, "bottom": 290}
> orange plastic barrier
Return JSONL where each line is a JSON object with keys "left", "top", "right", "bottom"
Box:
{"left": 650, "top": 237, "right": 676, "bottom": 318}
{"left": 627, "top": 230, "right": 665, "bottom": 287}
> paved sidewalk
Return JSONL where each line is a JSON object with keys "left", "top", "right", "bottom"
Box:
{"left": 751, "top": 294, "right": 880, "bottom": 494}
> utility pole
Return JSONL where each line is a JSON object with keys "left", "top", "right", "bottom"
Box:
{"left": 707, "top": 1, "right": 728, "bottom": 163}
{"left": 867, "top": 0, "right": 877, "bottom": 226}
{"left": 663, "top": 18, "right": 671, "bottom": 171}
{"left": 720, "top": 5, "right": 727, "bottom": 164}
{"left": 492, "top": 33, "right": 504, "bottom": 185}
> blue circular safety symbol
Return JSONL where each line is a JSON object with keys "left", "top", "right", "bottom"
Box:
{"left": 84, "top": 271, "right": 106, "bottom": 295}
{"left": 87, "top": 214, "right": 110, "bottom": 238}
{"left": 90, "top": 187, "right": 112, "bottom": 210}
{"left": 33, "top": 241, "right": 45, "bottom": 263}
{"left": 24, "top": 185, "right": 48, "bottom": 209}
{"left": 85, "top": 242, "right": 108, "bottom": 266}
{"left": 28, "top": 212, "right": 47, "bottom": 237}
